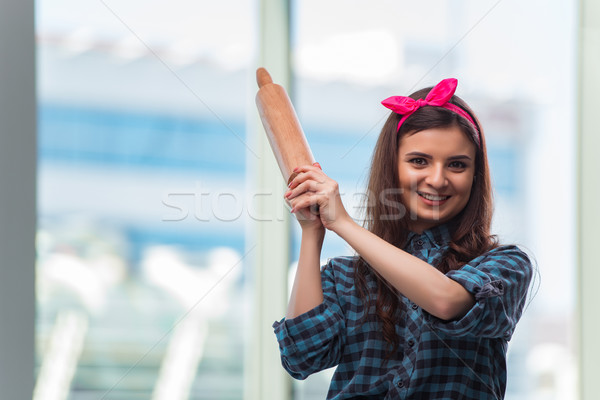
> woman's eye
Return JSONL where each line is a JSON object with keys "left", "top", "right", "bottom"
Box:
{"left": 449, "top": 161, "right": 467, "bottom": 169}
{"left": 409, "top": 158, "right": 427, "bottom": 165}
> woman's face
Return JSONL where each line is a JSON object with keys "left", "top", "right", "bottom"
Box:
{"left": 397, "top": 125, "right": 477, "bottom": 233}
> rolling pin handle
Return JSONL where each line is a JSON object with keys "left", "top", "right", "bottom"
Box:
{"left": 256, "top": 67, "right": 273, "bottom": 88}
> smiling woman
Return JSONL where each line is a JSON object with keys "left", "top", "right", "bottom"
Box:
{"left": 275, "top": 78, "right": 532, "bottom": 399}
{"left": 397, "top": 126, "right": 476, "bottom": 233}
{"left": 387, "top": 81, "right": 484, "bottom": 237}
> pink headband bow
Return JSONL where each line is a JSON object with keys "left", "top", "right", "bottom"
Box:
{"left": 381, "top": 78, "right": 480, "bottom": 147}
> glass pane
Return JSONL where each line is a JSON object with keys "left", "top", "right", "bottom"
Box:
{"left": 35, "top": 1, "right": 254, "bottom": 399}
{"left": 291, "top": 1, "right": 577, "bottom": 399}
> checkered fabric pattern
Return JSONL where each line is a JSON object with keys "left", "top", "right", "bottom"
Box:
{"left": 273, "top": 224, "right": 533, "bottom": 400}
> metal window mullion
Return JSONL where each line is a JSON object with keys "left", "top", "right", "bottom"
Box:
{"left": 577, "top": 0, "right": 600, "bottom": 399}
{"left": 245, "top": 1, "right": 292, "bottom": 400}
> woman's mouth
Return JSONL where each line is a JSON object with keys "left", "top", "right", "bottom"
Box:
{"left": 417, "top": 191, "right": 451, "bottom": 205}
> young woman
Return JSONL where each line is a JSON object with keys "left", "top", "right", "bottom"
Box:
{"left": 273, "top": 78, "right": 533, "bottom": 399}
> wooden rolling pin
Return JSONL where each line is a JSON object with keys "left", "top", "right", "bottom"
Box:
{"left": 255, "top": 67, "right": 315, "bottom": 185}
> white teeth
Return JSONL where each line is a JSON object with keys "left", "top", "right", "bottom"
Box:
{"left": 419, "top": 192, "right": 449, "bottom": 201}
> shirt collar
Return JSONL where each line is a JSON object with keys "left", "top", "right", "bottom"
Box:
{"left": 406, "top": 223, "right": 453, "bottom": 249}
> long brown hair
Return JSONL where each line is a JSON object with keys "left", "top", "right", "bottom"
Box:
{"left": 356, "top": 86, "right": 498, "bottom": 355}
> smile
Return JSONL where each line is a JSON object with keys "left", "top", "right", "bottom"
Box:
{"left": 417, "top": 191, "right": 451, "bottom": 201}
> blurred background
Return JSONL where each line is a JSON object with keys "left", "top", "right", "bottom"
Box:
{"left": 28, "top": 0, "right": 578, "bottom": 399}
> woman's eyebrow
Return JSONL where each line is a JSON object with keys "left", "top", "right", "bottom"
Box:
{"left": 448, "top": 155, "right": 473, "bottom": 161}
{"left": 404, "top": 151, "right": 472, "bottom": 161}
{"left": 405, "top": 151, "right": 432, "bottom": 159}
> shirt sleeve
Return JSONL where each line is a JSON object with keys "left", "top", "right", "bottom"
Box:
{"left": 272, "top": 259, "right": 347, "bottom": 380}
{"left": 424, "top": 245, "right": 533, "bottom": 339}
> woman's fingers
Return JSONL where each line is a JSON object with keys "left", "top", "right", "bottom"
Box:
{"left": 289, "top": 191, "right": 318, "bottom": 213}
{"left": 288, "top": 182, "right": 337, "bottom": 213}
{"left": 288, "top": 169, "right": 325, "bottom": 190}
{"left": 286, "top": 165, "right": 339, "bottom": 208}
{"left": 285, "top": 180, "right": 320, "bottom": 200}
{"left": 285, "top": 163, "right": 349, "bottom": 232}
{"left": 286, "top": 164, "right": 329, "bottom": 203}
{"left": 294, "top": 164, "right": 321, "bottom": 174}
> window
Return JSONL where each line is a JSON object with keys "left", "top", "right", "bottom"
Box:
{"left": 32, "top": 1, "right": 578, "bottom": 399}
{"left": 35, "top": 1, "right": 254, "bottom": 398}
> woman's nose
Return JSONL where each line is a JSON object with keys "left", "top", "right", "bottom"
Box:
{"left": 425, "top": 165, "right": 448, "bottom": 188}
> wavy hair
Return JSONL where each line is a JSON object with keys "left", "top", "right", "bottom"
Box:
{"left": 356, "top": 86, "right": 499, "bottom": 356}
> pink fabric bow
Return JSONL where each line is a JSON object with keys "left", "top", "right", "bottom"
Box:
{"left": 381, "top": 78, "right": 480, "bottom": 146}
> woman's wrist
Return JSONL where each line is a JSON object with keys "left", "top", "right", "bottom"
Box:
{"left": 329, "top": 213, "right": 358, "bottom": 237}
{"left": 301, "top": 224, "right": 326, "bottom": 243}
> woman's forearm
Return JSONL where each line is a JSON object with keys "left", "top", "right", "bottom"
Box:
{"left": 286, "top": 228, "right": 326, "bottom": 319}
{"left": 333, "top": 218, "right": 474, "bottom": 320}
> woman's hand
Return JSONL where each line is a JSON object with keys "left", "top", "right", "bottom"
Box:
{"left": 284, "top": 164, "right": 352, "bottom": 233}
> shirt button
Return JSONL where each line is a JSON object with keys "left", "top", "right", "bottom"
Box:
{"left": 397, "top": 380, "right": 404, "bottom": 388}
{"left": 408, "top": 339, "right": 415, "bottom": 347}
{"left": 416, "top": 239, "right": 424, "bottom": 246}
{"left": 411, "top": 303, "right": 419, "bottom": 310}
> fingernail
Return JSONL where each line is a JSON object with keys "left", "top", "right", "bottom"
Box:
{"left": 313, "top": 162, "right": 322, "bottom": 170}
{"left": 293, "top": 167, "right": 299, "bottom": 172}
{"left": 284, "top": 191, "right": 291, "bottom": 198}
{"left": 290, "top": 207, "right": 296, "bottom": 213}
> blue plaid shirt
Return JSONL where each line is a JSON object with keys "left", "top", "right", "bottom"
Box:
{"left": 273, "top": 224, "right": 533, "bottom": 399}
